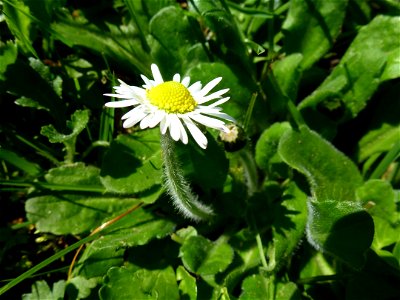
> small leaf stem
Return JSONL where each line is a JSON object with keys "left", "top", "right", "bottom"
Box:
{"left": 160, "top": 134, "right": 214, "bottom": 221}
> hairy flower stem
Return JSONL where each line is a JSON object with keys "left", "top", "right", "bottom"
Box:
{"left": 160, "top": 134, "right": 214, "bottom": 221}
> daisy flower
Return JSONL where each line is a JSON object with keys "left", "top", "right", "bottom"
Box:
{"left": 104, "top": 64, "right": 235, "bottom": 149}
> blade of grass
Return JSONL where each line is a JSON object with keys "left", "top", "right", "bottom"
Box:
{"left": 0, "top": 232, "right": 99, "bottom": 296}
{"left": 369, "top": 140, "right": 400, "bottom": 180}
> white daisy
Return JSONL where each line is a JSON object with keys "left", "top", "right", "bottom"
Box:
{"left": 104, "top": 64, "right": 235, "bottom": 149}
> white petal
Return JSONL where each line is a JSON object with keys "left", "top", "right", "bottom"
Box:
{"left": 188, "top": 81, "right": 202, "bottom": 94}
{"left": 173, "top": 73, "right": 181, "bottom": 82}
{"left": 121, "top": 105, "right": 146, "bottom": 120}
{"left": 198, "top": 88, "right": 230, "bottom": 104}
{"left": 139, "top": 113, "right": 156, "bottom": 129}
{"left": 201, "top": 110, "right": 236, "bottom": 123}
{"left": 141, "top": 75, "right": 153, "bottom": 88}
{"left": 207, "top": 97, "right": 230, "bottom": 108}
{"left": 105, "top": 100, "right": 138, "bottom": 107}
{"left": 182, "top": 117, "right": 208, "bottom": 149}
{"left": 122, "top": 110, "right": 148, "bottom": 128}
{"left": 181, "top": 76, "right": 190, "bottom": 87}
{"left": 169, "top": 114, "right": 182, "bottom": 141}
{"left": 199, "top": 77, "right": 222, "bottom": 96}
{"left": 176, "top": 117, "right": 188, "bottom": 144}
{"left": 151, "top": 64, "right": 164, "bottom": 84}
{"left": 160, "top": 115, "right": 171, "bottom": 134}
{"left": 147, "top": 110, "right": 165, "bottom": 128}
{"left": 189, "top": 113, "right": 226, "bottom": 129}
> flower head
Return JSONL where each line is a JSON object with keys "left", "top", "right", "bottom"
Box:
{"left": 104, "top": 64, "right": 235, "bottom": 149}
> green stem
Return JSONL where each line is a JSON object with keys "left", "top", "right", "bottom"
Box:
{"left": 160, "top": 134, "right": 214, "bottom": 221}
{"left": 268, "top": 0, "right": 275, "bottom": 55}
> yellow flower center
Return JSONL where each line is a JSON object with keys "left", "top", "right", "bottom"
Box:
{"left": 147, "top": 81, "right": 197, "bottom": 114}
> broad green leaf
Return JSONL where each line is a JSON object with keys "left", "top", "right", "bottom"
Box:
{"left": 239, "top": 274, "right": 268, "bottom": 300}
{"left": 25, "top": 163, "right": 142, "bottom": 235}
{"left": 44, "top": 163, "right": 102, "bottom": 187}
{"left": 0, "top": 148, "right": 41, "bottom": 176}
{"left": 25, "top": 195, "right": 140, "bottom": 235}
{"left": 269, "top": 182, "right": 308, "bottom": 271}
{"left": 41, "top": 109, "right": 89, "bottom": 144}
{"left": 14, "top": 96, "right": 49, "bottom": 111}
{"left": 65, "top": 276, "right": 97, "bottom": 300}
{"left": 356, "top": 180, "right": 399, "bottom": 250}
{"left": 306, "top": 199, "right": 374, "bottom": 269}
{"left": 3, "top": 0, "right": 38, "bottom": 57}
{"left": 4, "top": 60, "right": 66, "bottom": 126}
{"left": 278, "top": 125, "right": 363, "bottom": 202}
{"left": 22, "top": 280, "right": 65, "bottom": 300}
{"left": 282, "top": 0, "right": 348, "bottom": 69}
{"left": 255, "top": 122, "right": 291, "bottom": 172}
{"left": 149, "top": 6, "right": 207, "bottom": 75}
{"left": 299, "top": 251, "right": 335, "bottom": 279}
{"left": 189, "top": 0, "right": 252, "bottom": 75}
{"left": 176, "top": 266, "right": 197, "bottom": 300}
{"left": 275, "top": 281, "right": 301, "bottom": 300}
{"left": 263, "top": 54, "right": 303, "bottom": 117}
{"left": 100, "top": 129, "right": 162, "bottom": 197}
{"left": 99, "top": 266, "right": 179, "bottom": 300}
{"left": 74, "top": 208, "right": 175, "bottom": 278}
{"left": 299, "top": 15, "right": 400, "bottom": 121}
{"left": 187, "top": 62, "right": 256, "bottom": 124}
{"left": 180, "top": 235, "right": 234, "bottom": 276}
{"left": 51, "top": 13, "right": 151, "bottom": 76}
{"left": 28, "top": 58, "right": 63, "bottom": 97}
{"left": 0, "top": 41, "right": 18, "bottom": 82}
{"left": 176, "top": 134, "right": 228, "bottom": 191}
{"left": 356, "top": 179, "right": 397, "bottom": 223}
{"left": 356, "top": 82, "right": 400, "bottom": 164}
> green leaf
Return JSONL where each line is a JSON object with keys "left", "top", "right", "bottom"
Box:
{"left": 356, "top": 180, "right": 399, "bottom": 250}
{"left": 25, "top": 163, "right": 142, "bottom": 235}
{"left": 255, "top": 122, "right": 291, "bottom": 172}
{"left": 0, "top": 41, "right": 18, "bottom": 82}
{"left": 356, "top": 179, "right": 397, "bottom": 223}
{"left": 176, "top": 266, "right": 197, "bottom": 300}
{"left": 187, "top": 62, "right": 256, "bottom": 124}
{"left": 100, "top": 129, "right": 162, "bottom": 197}
{"left": 264, "top": 54, "right": 303, "bottom": 117}
{"left": 51, "top": 13, "right": 152, "bottom": 76}
{"left": 22, "top": 280, "right": 65, "bottom": 300}
{"left": 99, "top": 266, "right": 179, "bottom": 300}
{"left": 25, "top": 195, "right": 140, "bottom": 235}
{"left": 282, "top": 0, "right": 348, "bottom": 69}
{"left": 299, "top": 15, "right": 400, "bottom": 121}
{"left": 180, "top": 235, "right": 234, "bottom": 276}
{"left": 41, "top": 109, "right": 89, "bottom": 144}
{"left": 356, "top": 83, "right": 400, "bottom": 164}
{"left": 28, "top": 58, "right": 63, "bottom": 97}
{"left": 239, "top": 274, "right": 268, "bottom": 300}
{"left": 0, "top": 148, "right": 42, "bottom": 176}
{"left": 3, "top": 0, "right": 38, "bottom": 57}
{"left": 176, "top": 134, "right": 228, "bottom": 191}
{"left": 278, "top": 125, "right": 363, "bottom": 202}
{"left": 306, "top": 199, "right": 374, "bottom": 269}
{"left": 75, "top": 208, "right": 176, "bottom": 278}
{"left": 65, "top": 276, "right": 97, "bottom": 300}
{"left": 275, "top": 281, "right": 302, "bottom": 300}
{"left": 269, "top": 182, "right": 308, "bottom": 271}
{"left": 189, "top": 0, "right": 252, "bottom": 73}
{"left": 149, "top": 6, "right": 207, "bottom": 75}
